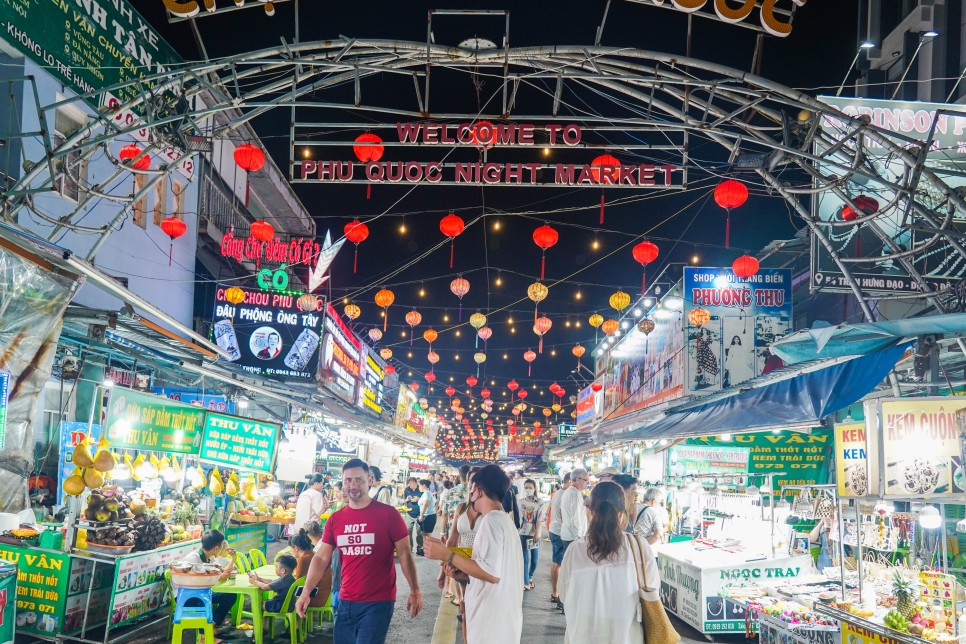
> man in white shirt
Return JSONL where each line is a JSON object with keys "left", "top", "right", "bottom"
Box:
{"left": 548, "top": 472, "right": 571, "bottom": 603}
{"left": 368, "top": 466, "right": 396, "bottom": 505}
{"left": 295, "top": 474, "right": 327, "bottom": 531}
{"left": 558, "top": 468, "right": 589, "bottom": 550}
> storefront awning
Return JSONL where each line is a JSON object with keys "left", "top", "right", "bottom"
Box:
{"left": 770, "top": 313, "right": 966, "bottom": 365}
{"left": 621, "top": 343, "right": 909, "bottom": 440}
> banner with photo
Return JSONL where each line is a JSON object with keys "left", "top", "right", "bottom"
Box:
{"left": 683, "top": 267, "right": 792, "bottom": 397}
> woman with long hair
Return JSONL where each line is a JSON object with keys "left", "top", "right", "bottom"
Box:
{"left": 559, "top": 481, "right": 660, "bottom": 643}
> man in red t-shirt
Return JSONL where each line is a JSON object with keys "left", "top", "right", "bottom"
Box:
{"left": 296, "top": 458, "right": 422, "bottom": 644}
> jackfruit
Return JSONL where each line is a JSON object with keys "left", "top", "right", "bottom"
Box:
{"left": 83, "top": 467, "right": 104, "bottom": 489}
{"left": 72, "top": 438, "right": 94, "bottom": 469}
{"left": 63, "top": 469, "right": 86, "bottom": 496}
{"left": 132, "top": 453, "right": 145, "bottom": 481}
{"left": 92, "top": 436, "right": 116, "bottom": 472}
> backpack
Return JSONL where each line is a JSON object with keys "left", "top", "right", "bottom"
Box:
{"left": 503, "top": 487, "right": 522, "bottom": 529}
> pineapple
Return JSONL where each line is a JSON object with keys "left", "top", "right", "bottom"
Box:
{"left": 893, "top": 572, "right": 918, "bottom": 619}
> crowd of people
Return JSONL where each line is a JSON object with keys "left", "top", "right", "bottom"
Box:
{"left": 275, "top": 458, "right": 675, "bottom": 644}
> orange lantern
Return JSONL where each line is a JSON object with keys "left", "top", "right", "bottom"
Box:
{"left": 572, "top": 344, "right": 586, "bottom": 368}
{"left": 344, "top": 303, "right": 361, "bottom": 320}
{"left": 298, "top": 294, "right": 320, "bottom": 312}
{"left": 427, "top": 351, "right": 440, "bottom": 364}
{"left": 533, "top": 316, "right": 552, "bottom": 353}
{"left": 601, "top": 319, "right": 619, "bottom": 335}
{"left": 405, "top": 309, "right": 422, "bottom": 345}
{"left": 688, "top": 307, "right": 711, "bottom": 327}
{"left": 374, "top": 289, "right": 394, "bottom": 331}
{"left": 423, "top": 328, "right": 438, "bottom": 349}
{"left": 225, "top": 286, "right": 245, "bottom": 305}
{"left": 379, "top": 348, "right": 393, "bottom": 360}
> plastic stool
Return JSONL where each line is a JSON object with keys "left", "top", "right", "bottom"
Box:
{"left": 174, "top": 588, "right": 213, "bottom": 623}
{"left": 171, "top": 616, "right": 214, "bottom": 644}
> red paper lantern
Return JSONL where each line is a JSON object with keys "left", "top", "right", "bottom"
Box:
{"left": 408, "top": 382, "right": 419, "bottom": 392}
{"left": 353, "top": 133, "right": 384, "bottom": 163}
{"left": 234, "top": 144, "right": 265, "bottom": 208}
{"left": 119, "top": 144, "right": 150, "bottom": 171}
{"left": 508, "top": 379, "right": 519, "bottom": 391}
{"left": 517, "top": 388, "right": 529, "bottom": 399}
{"left": 732, "top": 255, "right": 760, "bottom": 279}
{"left": 533, "top": 316, "right": 552, "bottom": 353}
{"left": 591, "top": 382, "right": 603, "bottom": 392}
{"left": 445, "top": 386, "right": 456, "bottom": 397}
{"left": 160, "top": 216, "right": 187, "bottom": 266}
{"left": 713, "top": 179, "right": 748, "bottom": 248}
{"left": 250, "top": 220, "right": 275, "bottom": 243}
{"left": 466, "top": 375, "right": 478, "bottom": 388}
{"left": 425, "top": 372, "right": 437, "bottom": 383}
{"left": 384, "top": 365, "right": 395, "bottom": 375}
{"left": 632, "top": 240, "right": 659, "bottom": 294}
{"left": 532, "top": 224, "right": 559, "bottom": 280}
{"left": 841, "top": 195, "right": 879, "bottom": 221}
{"left": 440, "top": 214, "right": 465, "bottom": 268}
{"left": 471, "top": 121, "right": 496, "bottom": 149}
{"left": 590, "top": 154, "right": 621, "bottom": 224}
{"left": 343, "top": 219, "right": 369, "bottom": 273}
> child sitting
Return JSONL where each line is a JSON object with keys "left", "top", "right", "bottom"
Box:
{"left": 248, "top": 554, "right": 297, "bottom": 612}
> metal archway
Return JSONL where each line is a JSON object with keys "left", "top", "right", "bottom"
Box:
{"left": 6, "top": 38, "right": 966, "bottom": 322}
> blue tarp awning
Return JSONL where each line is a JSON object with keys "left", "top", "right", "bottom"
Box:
{"left": 623, "top": 343, "right": 909, "bottom": 440}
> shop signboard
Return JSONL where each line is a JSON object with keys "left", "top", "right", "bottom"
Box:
{"left": 0, "top": 560, "right": 14, "bottom": 644}
{"left": 575, "top": 384, "right": 602, "bottom": 433}
{"left": 57, "top": 422, "right": 103, "bottom": 506}
{"left": 199, "top": 412, "right": 280, "bottom": 475}
{"left": 667, "top": 444, "right": 749, "bottom": 476}
{"left": 834, "top": 423, "right": 873, "bottom": 498}
{"left": 152, "top": 387, "right": 234, "bottom": 414}
{"left": 812, "top": 96, "right": 966, "bottom": 295}
{"left": 394, "top": 387, "right": 426, "bottom": 435}
{"left": 759, "top": 612, "right": 837, "bottom": 644}
{"left": 556, "top": 423, "right": 577, "bottom": 445}
{"left": 0, "top": 371, "right": 8, "bottom": 449}
{"left": 840, "top": 618, "right": 904, "bottom": 644}
{"left": 212, "top": 286, "right": 324, "bottom": 381}
{"left": 109, "top": 542, "right": 197, "bottom": 629}
{"left": 103, "top": 389, "right": 204, "bottom": 455}
{"left": 226, "top": 523, "right": 268, "bottom": 557}
{"left": 683, "top": 267, "right": 792, "bottom": 396}
{"left": 684, "top": 430, "right": 832, "bottom": 489}
{"left": 872, "top": 397, "right": 966, "bottom": 498}
{"left": 593, "top": 305, "right": 685, "bottom": 423}
{"left": 0, "top": 544, "right": 70, "bottom": 636}
{"left": 318, "top": 303, "right": 361, "bottom": 403}
{"left": 357, "top": 346, "right": 387, "bottom": 419}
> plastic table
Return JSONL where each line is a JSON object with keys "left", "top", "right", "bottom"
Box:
{"left": 212, "top": 565, "right": 277, "bottom": 644}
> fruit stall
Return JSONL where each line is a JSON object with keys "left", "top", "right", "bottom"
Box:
{"left": 2, "top": 390, "right": 284, "bottom": 642}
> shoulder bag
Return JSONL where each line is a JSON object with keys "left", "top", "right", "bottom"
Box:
{"left": 627, "top": 533, "right": 681, "bottom": 644}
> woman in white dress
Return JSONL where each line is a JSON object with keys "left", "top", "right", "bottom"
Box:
{"left": 559, "top": 481, "right": 661, "bottom": 644}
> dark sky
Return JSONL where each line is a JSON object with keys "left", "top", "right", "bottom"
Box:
{"left": 138, "top": 1, "right": 858, "bottom": 456}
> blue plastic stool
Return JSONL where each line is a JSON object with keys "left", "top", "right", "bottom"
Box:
{"left": 174, "top": 588, "right": 213, "bottom": 624}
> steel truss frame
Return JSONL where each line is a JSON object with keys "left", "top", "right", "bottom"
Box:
{"left": 4, "top": 38, "right": 966, "bottom": 322}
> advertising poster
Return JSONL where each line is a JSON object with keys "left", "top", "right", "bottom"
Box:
{"left": 683, "top": 267, "right": 792, "bottom": 396}
{"left": 212, "top": 285, "right": 323, "bottom": 381}
{"left": 841, "top": 618, "right": 904, "bottom": 644}
{"left": 667, "top": 444, "right": 749, "bottom": 476}
{"left": 878, "top": 398, "right": 966, "bottom": 498}
{"left": 57, "top": 422, "right": 102, "bottom": 507}
{"left": 594, "top": 308, "right": 685, "bottom": 423}
{"left": 834, "top": 423, "right": 872, "bottom": 498}
{"left": 317, "top": 303, "right": 361, "bottom": 403}
{"left": 684, "top": 430, "right": 832, "bottom": 489}
{"left": 152, "top": 387, "right": 234, "bottom": 414}
{"left": 103, "top": 389, "right": 205, "bottom": 454}
{"left": 357, "top": 346, "right": 388, "bottom": 419}
{"left": 0, "top": 544, "right": 70, "bottom": 636}
{"left": 110, "top": 543, "right": 196, "bottom": 629}
{"left": 813, "top": 97, "right": 966, "bottom": 295}
{"left": 575, "top": 385, "right": 602, "bottom": 433}
{"left": 65, "top": 557, "right": 113, "bottom": 634}
{"left": 394, "top": 387, "right": 425, "bottom": 435}
{"left": 557, "top": 423, "right": 577, "bottom": 445}
{"left": 199, "top": 413, "right": 280, "bottom": 475}
{"left": 0, "top": 560, "right": 14, "bottom": 644}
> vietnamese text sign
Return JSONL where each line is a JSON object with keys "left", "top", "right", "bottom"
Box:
{"left": 152, "top": 387, "right": 234, "bottom": 414}
{"left": 834, "top": 423, "right": 871, "bottom": 498}
{"left": 319, "top": 303, "right": 361, "bottom": 403}
{"left": 200, "top": 413, "right": 279, "bottom": 475}
{"left": 226, "top": 523, "right": 267, "bottom": 557}
{"left": 0, "top": 544, "right": 70, "bottom": 636}
{"left": 213, "top": 285, "right": 323, "bottom": 381}
{"left": 683, "top": 267, "right": 792, "bottom": 397}
{"left": 840, "top": 618, "right": 904, "bottom": 644}
{"left": 110, "top": 541, "right": 196, "bottom": 629}
{"left": 57, "top": 422, "right": 102, "bottom": 507}
{"left": 357, "top": 346, "right": 386, "bottom": 419}
{"left": 0, "top": 371, "right": 8, "bottom": 449}
{"left": 667, "top": 444, "right": 749, "bottom": 476}
{"left": 104, "top": 389, "right": 204, "bottom": 454}
{"left": 878, "top": 398, "right": 966, "bottom": 498}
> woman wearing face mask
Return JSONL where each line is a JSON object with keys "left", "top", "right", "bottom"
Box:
{"left": 518, "top": 478, "right": 545, "bottom": 590}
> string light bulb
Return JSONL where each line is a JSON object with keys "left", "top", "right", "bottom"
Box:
{"left": 592, "top": 239, "right": 599, "bottom": 250}
{"left": 443, "top": 313, "right": 450, "bottom": 322}
{"left": 495, "top": 275, "right": 502, "bottom": 286}
{"left": 493, "top": 220, "right": 501, "bottom": 231}
{"left": 691, "top": 254, "right": 699, "bottom": 264}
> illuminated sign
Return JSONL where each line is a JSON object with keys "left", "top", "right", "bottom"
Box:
{"left": 220, "top": 231, "right": 320, "bottom": 268}
{"left": 257, "top": 268, "right": 290, "bottom": 291}
{"left": 211, "top": 285, "right": 323, "bottom": 381}
{"left": 357, "top": 347, "right": 386, "bottom": 418}
{"left": 319, "top": 303, "right": 361, "bottom": 404}
{"left": 394, "top": 387, "right": 425, "bottom": 434}
{"left": 656, "top": 0, "right": 804, "bottom": 38}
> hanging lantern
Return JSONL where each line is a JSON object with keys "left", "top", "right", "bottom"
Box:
{"left": 445, "top": 386, "right": 456, "bottom": 398}
{"left": 632, "top": 240, "right": 660, "bottom": 294}
{"left": 353, "top": 133, "right": 384, "bottom": 199}
{"left": 572, "top": 344, "right": 586, "bottom": 368}
{"left": 523, "top": 349, "right": 537, "bottom": 376}
{"left": 533, "top": 316, "right": 552, "bottom": 353}
{"left": 425, "top": 372, "right": 437, "bottom": 384}
{"left": 591, "top": 382, "right": 603, "bottom": 392}
{"left": 609, "top": 290, "right": 631, "bottom": 313}
{"left": 466, "top": 375, "right": 478, "bottom": 390}
{"left": 297, "top": 294, "right": 320, "bottom": 312}
{"left": 405, "top": 310, "right": 422, "bottom": 345}
{"left": 474, "top": 352, "right": 487, "bottom": 364}
{"left": 367, "top": 328, "right": 383, "bottom": 343}
{"left": 423, "top": 328, "right": 438, "bottom": 347}
{"left": 527, "top": 281, "right": 549, "bottom": 322}
{"left": 688, "top": 307, "right": 711, "bottom": 327}
{"left": 409, "top": 382, "right": 420, "bottom": 392}
{"left": 480, "top": 388, "right": 491, "bottom": 399}
{"left": 225, "top": 286, "right": 245, "bottom": 305}
{"left": 552, "top": 403, "right": 561, "bottom": 412}
{"left": 588, "top": 313, "right": 604, "bottom": 328}
{"left": 840, "top": 195, "right": 879, "bottom": 222}
{"left": 590, "top": 154, "right": 621, "bottom": 224}
{"left": 374, "top": 288, "right": 395, "bottom": 331}
{"left": 384, "top": 365, "right": 395, "bottom": 375}
{"left": 118, "top": 144, "right": 150, "bottom": 171}
{"left": 543, "top": 408, "right": 552, "bottom": 418}
{"left": 427, "top": 351, "right": 440, "bottom": 364}
{"left": 439, "top": 214, "right": 465, "bottom": 268}
{"left": 344, "top": 219, "right": 369, "bottom": 273}
{"left": 477, "top": 326, "right": 493, "bottom": 343}
{"left": 471, "top": 121, "right": 496, "bottom": 149}
{"left": 160, "top": 216, "right": 187, "bottom": 266}
{"left": 517, "top": 389, "right": 529, "bottom": 400}
{"left": 638, "top": 318, "right": 656, "bottom": 335}
{"left": 732, "top": 255, "right": 760, "bottom": 279}
{"left": 250, "top": 220, "right": 274, "bottom": 243}
{"left": 508, "top": 379, "right": 519, "bottom": 391}
{"left": 601, "top": 318, "right": 620, "bottom": 335}
{"left": 713, "top": 179, "right": 749, "bottom": 248}
{"left": 532, "top": 224, "right": 559, "bottom": 280}
{"left": 343, "top": 303, "right": 361, "bottom": 320}
{"left": 233, "top": 143, "right": 265, "bottom": 208}
{"left": 450, "top": 277, "right": 470, "bottom": 320}
{"left": 379, "top": 348, "right": 393, "bottom": 360}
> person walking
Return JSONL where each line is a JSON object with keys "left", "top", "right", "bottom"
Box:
{"left": 294, "top": 474, "right": 327, "bottom": 534}
{"left": 634, "top": 487, "right": 664, "bottom": 545}
{"left": 548, "top": 472, "right": 571, "bottom": 604}
{"left": 369, "top": 466, "right": 395, "bottom": 505}
{"left": 557, "top": 468, "right": 589, "bottom": 608}
{"left": 401, "top": 477, "right": 422, "bottom": 554}
{"left": 559, "top": 481, "right": 661, "bottom": 644}
{"left": 296, "top": 459, "right": 422, "bottom": 644}
{"left": 417, "top": 478, "right": 438, "bottom": 537}
{"left": 518, "top": 478, "right": 545, "bottom": 590}
{"left": 424, "top": 464, "right": 522, "bottom": 644}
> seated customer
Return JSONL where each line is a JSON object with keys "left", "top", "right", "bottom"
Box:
{"left": 249, "top": 554, "right": 297, "bottom": 612}
{"left": 181, "top": 530, "right": 236, "bottom": 628}
{"left": 290, "top": 531, "right": 332, "bottom": 607}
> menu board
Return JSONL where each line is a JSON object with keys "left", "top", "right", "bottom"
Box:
{"left": 834, "top": 423, "right": 872, "bottom": 498}
{"left": 667, "top": 444, "right": 749, "bottom": 476}
{"left": 110, "top": 542, "right": 197, "bottom": 629}
{"left": 877, "top": 398, "right": 966, "bottom": 498}
{"left": 226, "top": 523, "right": 268, "bottom": 557}
{"left": 318, "top": 303, "right": 361, "bottom": 404}
{"left": 103, "top": 389, "right": 205, "bottom": 454}
{"left": 199, "top": 412, "right": 279, "bottom": 475}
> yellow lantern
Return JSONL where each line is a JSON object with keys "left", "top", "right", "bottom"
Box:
{"left": 588, "top": 313, "right": 604, "bottom": 328}
{"left": 344, "top": 303, "right": 361, "bottom": 320}
{"left": 379, "top": 348, "right": 393, "bottom": 360}
{"left": 609, "top": 290, "right": 631, "bottom": 312}
{"left": 469, "top": 312, "right": 487, "bottom": 329}
{"left": 225, "top": 286, "right": 245, "bottom": 305}
{"left": 474, "top": 352, "right": 487, "bottom": 364}
{"left": 552, "top": 403, "right": 561, "bottom": 412}
{"left": 688, "top": 307, "right": 711, "bottom": 327}
{"left": 527, "top": 282, "right": 549, "bottom": 304}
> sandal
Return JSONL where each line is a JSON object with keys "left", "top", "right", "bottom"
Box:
{"left": 549, "top": 594, "right": 559, "bottom": 603}
{"left": 450, "top": 599, "right": 460, "bottom": 606}
{"left": 444, "top": 593, "right": 453, "bottom": 599}
{"left": 529, "top": 582, "right": 535, "bottom": 590}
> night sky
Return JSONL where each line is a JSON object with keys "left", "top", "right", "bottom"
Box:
{"left": 137, "top": 1, "right": 859, "bottom": 458}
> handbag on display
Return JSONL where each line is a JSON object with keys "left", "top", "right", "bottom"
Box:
{"left": 627, "top": 534, "right": 681, "bottom": 644}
